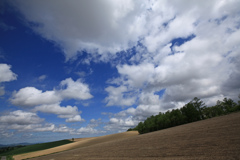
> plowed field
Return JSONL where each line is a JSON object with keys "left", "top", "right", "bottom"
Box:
{"left": 16, "top": 112, "right": 240, "bottom": 160}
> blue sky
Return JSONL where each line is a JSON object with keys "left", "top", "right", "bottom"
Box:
{"left": 0, "top": 0, "right": 240, "bottom": 144}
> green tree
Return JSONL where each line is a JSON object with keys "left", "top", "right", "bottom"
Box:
{"left": 132, "top": 96, "right": 239, "bottom": 134}
{"left": 238, "top": 94, "right": 240, "bottom": 105}
{"left": 181, "top": 102, "right": 199, "bottom": 123}
{"left": 137, "top": 122, "right": 145, "bottom": 134}
{"left": 191, "top": 97, "right": 205, "bottom": 120}
{"left": 217, "top": 98, "right": 237, "bottom": 113}
{"left": 170, "top": 109, "right": 184, "bottom": 126}
{"left": 237, "top": 94, "right": 240, "bottom": 111}
{"left": 156, "top": 112, "right": 165, "bottom": 130}
{"left": 127, "top": 128, "right": 134, "bottom": 131}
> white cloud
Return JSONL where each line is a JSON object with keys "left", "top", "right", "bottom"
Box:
{"left": 0, "top": 110, "right": 43, "bottom": 125}
{"left": 0, "top": 64, "right": 17, "bottom": 83}
{"left": 10, "top": 78, "right": 93, "bottom": 107}
{"left": 116, "top": 63, "right": 155, "bottom": 88}
{"left": 104, "top": 85, "right": 136, "bottom": 107}
{"left": 89, "top": 118, "right": 102, "bottom": 128}
{"left": 6, "top": 0, "right": 240, "bottom": 132}
{"left": 76, "top": 126, "right": 98, "bottom": 135}
{"left": 34, "top": 103, "right": 85, "bottom": 123}
{"left": 34, "top": 103, "right": 79, "bottom": 118}
{"left": 104, "top": 116, "right": 138, "bottom": 132}
{"left": 110, "top": 117, "right": 135, "bottom": 127}
{"left": 11, "top": 87, "right": 61, "bottom": 107}
{"left": 8, "top": 0, "right": 147, "bottom": 61}
{"left": 10, "top": 78, "right": 91, "bottom": 123}
{"left": 0, "top": 63, "right": 17, "bottom": 96}
{"left": 66, "top": 115, "right": 84, "bottom": 123}
{"left": 103, "top": 0, "right": 240, "bottom": 132}
{"left": 59, "top": 78, "right": 93, "bottom": 100}
{"left": 53, "top": 125, "right": 75, "bottom": 133}
{"left": 139, "top": 92, "right": 161, "bottom": 105}
{"left": 0, "top": 129, "right": 13, "bottom": 138}
{"left": 33, "top": 124, "right": 55, "bottom": 132}
{"left": 0, "top": 110, "right": 81, "bottom": 135}
{"left": 7, "top": 0, "right": 240, "bottom": 64}
{"left": 3, "top": 122, "right": 55, "bottom": 133}
{"left": 71, "top": 119, "right": 105, "bottom": 135}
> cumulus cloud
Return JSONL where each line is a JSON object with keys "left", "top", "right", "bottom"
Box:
{"left": 10, "top": 78, "right": 91, "bottom": 123}
{"left": 66, "top": 115, "right": 84, "bottom": 123}
{"left": 138, "top": 92, "right": 161, "bottom": 105}
{"left": 0, "top": 129, "right": 13, "bottom": 138}
{"left": 76, "top": 126, "right": 98, "bottom": 135}
{"left": 8, "top": 0, "right": 147, "bottom": 61}
{"left": 34, "top": 103, "right": 81, "bottom": 119}
{"left": 59, "top": 78, "right": 93, "bottom": 100}
{"left": 6, "top": 0, "right": 240, "bottom": 132}
{"left": 104, "top": 85, "right": 136, "bottom": 107}
{"left": 11, "top": 87, "right": 61, "bottom": 107}
{"left": 34, "top": 124, "right": 55, "bottom": 132}
{"left": 0, "top": 64, "right": 17, "bottom": 83}
{"left": 104, "top": 0, "right": 240, "bottom": 127}
{"left": 53, "top": 125, "right": 75, "bottom": 133}
{"left": 0, "top": 110, "right": 80, "bottom": 135}
{"left": 117, "top": 63, "right": 155, "bottom": 88}
{"left": 0, "top": 63, "right": 17, "bottom": 96}
{"left": 0, "top": 110, "right": 43, "bottom": 125}
{"left": 89, "top": 118, "right": 103, "bottom": 128}
{"left": 10, "top": 78, "right": 93, "bottom": 107}
{"left": 104, "top": 116, "right": 138, "bottom": 132}
{"left": 72, "top": 119, "right": 105, "bottom": 135}
{"left": 104, "top": 99, "right": 187, "bottom": 132}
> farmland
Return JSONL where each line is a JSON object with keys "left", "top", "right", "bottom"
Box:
{"left": 13, "top": 112, "right": 240, "bottom": 160}
{"left": 0, "top": 140, "right": 73, "bottom": 159}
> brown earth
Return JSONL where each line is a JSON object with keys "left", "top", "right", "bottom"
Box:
{"left": 13, "top": 131, "right": 139, "bottom": 160}
{"left": 16, "top": 112, "right": 240, "bottom": 160}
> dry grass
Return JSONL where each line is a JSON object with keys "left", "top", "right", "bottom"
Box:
{"left": 13, "top": 131, "right": 138, "bottom": 160}
{"left": 16, "top": 112, "right": 240, "bottom": 160}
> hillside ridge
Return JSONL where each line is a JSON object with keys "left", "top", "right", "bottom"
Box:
{"left": 26, "top": 112, "right": 240, "bottom": 159}
{"left": 13, "top": 131, "right": 139, "bottom": 160}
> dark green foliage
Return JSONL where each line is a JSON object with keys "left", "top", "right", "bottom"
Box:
{"left": 127, "top": 127, "right": 139, "bottom": 131}
{"left": 132, "top": 96, "right": 240, "bottom": 134}
{"left": 0, "top": 139, "right": 73, "bottom": 156}
{"left": 0, "top": 146, "right": 25, "bottom": 155}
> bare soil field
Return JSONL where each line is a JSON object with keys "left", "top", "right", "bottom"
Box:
{"left": 18, "top": 112, "right": 240, "bottom": 160}
{"left": 13, "top": 131, "right": 138, "bottom": 160}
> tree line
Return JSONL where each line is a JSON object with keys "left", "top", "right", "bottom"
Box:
{"left": 0, "top": 145, "right": 25, "bottom": 155}
{"left": 128, "top": 96, "right": 240, "bottom": 134}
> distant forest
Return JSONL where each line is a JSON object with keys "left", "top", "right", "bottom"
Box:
{"left": 128, "top": 96, "right": 240, "bottom": 134}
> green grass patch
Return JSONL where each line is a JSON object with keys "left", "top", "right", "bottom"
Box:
{"left": 0, "top": 139, "right": 73, "bottom": 157}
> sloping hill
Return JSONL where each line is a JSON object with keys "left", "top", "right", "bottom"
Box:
{"left": 0, "top": 139, "right": 73, "bottom": 157}
{"left": 16, "top": 112, "right": 240, "bottom": 160}
{"left": 13, "top": 131, "right": 138, "bottom": 160}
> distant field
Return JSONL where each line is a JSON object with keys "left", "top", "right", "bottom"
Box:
{"left": 26, "top": 112, "right": 240, "bottom": 160}
{"left": 13, "top": 131, "right": 139, "bottom": 160}
{"left": 0, "top": 139, "right": 73, "bottom": 157}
